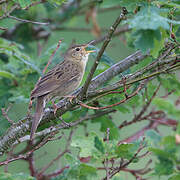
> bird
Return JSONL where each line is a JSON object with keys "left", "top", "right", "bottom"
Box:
{"left": 30, "top": 42, "right": 95, "bottom": 140}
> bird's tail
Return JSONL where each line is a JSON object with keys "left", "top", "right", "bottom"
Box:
{"left": 30, "top": 96, "right": 45, "bottom": 141}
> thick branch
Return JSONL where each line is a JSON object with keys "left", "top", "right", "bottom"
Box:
{"left": 0, "top": 50, "right": 147, "bottom": 155}
{"left": 0, "top": 53, "right": 179, "bottom": 155}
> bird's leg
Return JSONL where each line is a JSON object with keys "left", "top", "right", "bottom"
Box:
{"left": 51, "top": 100, "right": 71, "bottom": 127}
{"left": 59, "top": 117, "right": 72, "bottom": 127}
{"left": 51, "top": 100, "right": 58, "bottom": 116}
{"left": 62, "top": 95, "right": 76, "bottom": 104}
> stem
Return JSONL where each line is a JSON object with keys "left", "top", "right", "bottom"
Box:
{"left": 80, "top": 8, "right": 128, "bottom": 98}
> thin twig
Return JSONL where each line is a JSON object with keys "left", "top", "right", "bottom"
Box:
{"left": 38, "top": 129, "right": 74, "bottom": 177}
{"left": 0, "top": 135, "right": 55, "bottom": 166}
{"left": 1, "top": 105, "right": 13, "bottom": 124}
{"left": 92, "top": 26, "right": 130, "bottom": 45}
{"left": 118, "top": 83, "right": 161, "bottom": 129}
{"left": 79, "top": 83, "right": 143, "bottom": 110}
{"left": 8, "top": 15, "right": 49, "bottom": 25}
{"left": 0, "top": 26, "right": 8, "bottom": 30}
{"left": 80, "top": 8, "right": 128, "bottom": 97}
{"left": 46, "top": 166, "right": 70, "bottom": 178}
{"left": 43, "top": 40, "right": 62, "bottom": 74}
{"left": 107, "top": 138, "right": 146, "bottom": 179}
{"left": 105, "top": 128, "right": 110, "bottom": 180}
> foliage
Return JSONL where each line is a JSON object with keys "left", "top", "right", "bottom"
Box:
{"left": 0, "top": 173, "right": 35, "bottom": 180}
{"left": 0, "top": 0, "right": 180, "bottom": 179}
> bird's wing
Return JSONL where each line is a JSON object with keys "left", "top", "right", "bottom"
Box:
{"left": 31, "top": 61, "right": 80, "bottom": 98}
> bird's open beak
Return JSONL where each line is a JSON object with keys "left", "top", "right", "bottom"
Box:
{"left": 86, "top": 50, "right": 95, "bottom": 53}
{"left": 84, "top": 45, "right": 95, "bottom": 54}
{"left": 83, "top": 40, "right": 95, "bottom": 53}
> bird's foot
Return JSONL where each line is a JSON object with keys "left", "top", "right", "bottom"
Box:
{"left": 59, "top": 117, "right": 72, "bottom": 127}
{"left": 52, "top": 101, "right": 58, "bottom": 115}
{"left": 62, "top": 95, "right": 77, "bottom": 104}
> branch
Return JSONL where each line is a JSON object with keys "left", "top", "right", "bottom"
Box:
{"left": 8, "top": 15, "right": 49, "bottom": 25}
{"left": 118, "top": 83, "right": 161, "bottom": 129}
{"left": 38, "top": 130, "right": 74, "bottom": 178}
{"left": 79, "top": 81, "right": 144, "bottom": 110}
{"left": 92, "top": 26, "right": 130, "bottom": 45}
{"left": 80, "top": 8, "right": 128, "bottom": 97}
{"left": 0, "top": 51, "right": 178, "bottom": 155}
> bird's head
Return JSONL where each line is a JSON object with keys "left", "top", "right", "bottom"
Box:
{"left": 65, "top": 41, "right": 95, "bottom": 63}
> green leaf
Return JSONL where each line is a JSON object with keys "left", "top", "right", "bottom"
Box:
{"left": 128, "top": 6, "right": 170, "bottom": 30}
{"left": 150, "top": 28, "right": 166, "bottom": 57}
{"left": 161, "top": 136, "right": 176, "bottom": 154}
{"left": 145, "top": 130, "right": 162, "bottom": 146}
{"left": 0, "top": 173, "right": 35, "bottom": 180}
{"left": 0, "top": 38, "right": 41, "bottom": 74}
{"left": 115, "top": 105, "right": 130, "bottom": 113}
{"left": 133, "top": 29, "right": 161, "bottom": 52}
{"left": 94, "top": 136, "right": 105, "bottom": 154}
{"left": 149, "top": 148, "right": 175, "bottom": 160}
{"left": 71, "top": 132, "right": 96, "bottom": 157}
{"left": 159, "top": 76, "right": 180, "bottom": 96}
{"left": 153, "top": 98, "right": 180, "bottom": 120}
{"left": 47, "top": 0, "right": 66, "bottom": 6}
{"left": 115, "top": 143, "right": 134, "bottom": 159}
{"left": 92, "top": 116, "right": 119, "bottom": 140}
{"left": 17, "top": 0, "right": 31, "bottom": 8}
{"left": 0, "top": 70, "right": 15, "bottom": 80}
{"left": 79, "top": 164, "right": 97, "bottom": 177}
{"left": 154, "top": 157, "right": 174, "bottom": 176}
{"left": 176, "top": 122, "right": 180, "bottom": 134}
{"left": 169, "top": 174, "right": 180, "bottom": 180}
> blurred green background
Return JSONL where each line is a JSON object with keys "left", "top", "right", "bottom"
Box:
{"left": 0, "top": 1, "right": 177, "bottom": 179}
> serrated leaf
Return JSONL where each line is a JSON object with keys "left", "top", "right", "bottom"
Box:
{"left": 133, "top": 29, "right": 161, "bottom": 52}
{"left": 150, "top": 28, "right": 166, "bottom": 57}
{"left": 128, "top": 6, "right": 170, "bottom": 30}
{"left": 94, "top": 136, "right": 105, "bottom": 154}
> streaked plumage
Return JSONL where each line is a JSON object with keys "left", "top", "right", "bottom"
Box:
{"left": 30, "top": 43, "right": 94, "bottom": 140}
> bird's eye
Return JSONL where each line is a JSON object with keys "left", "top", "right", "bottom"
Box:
{"left": 75, "top": 47, "right": 80, "bottom": 51}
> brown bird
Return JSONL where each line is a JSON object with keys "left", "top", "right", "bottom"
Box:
{"left": 30, "top": 42, "right": 94, "bottom": 140}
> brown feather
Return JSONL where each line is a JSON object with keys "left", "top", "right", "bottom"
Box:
{"left": 30, "top": 43, "right": 92, "bottom": 140}
{"left": 30, "top": 96, "right": 45, "bottom": 140}
{"left": 31, "top": 61, "right": 82, "bottom": 99}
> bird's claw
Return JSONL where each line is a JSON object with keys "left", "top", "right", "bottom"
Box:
{"left": 59, "top": 117, "right": 71, "bottom": 127}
